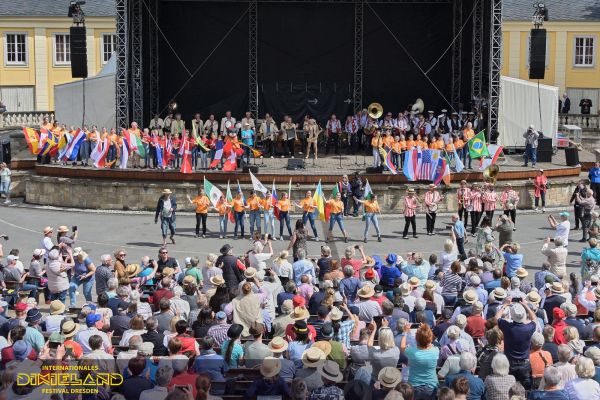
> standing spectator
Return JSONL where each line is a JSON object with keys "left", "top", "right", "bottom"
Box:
{"left": 589, "top": 162, "right": 600, "bottom": 205}
{"left": 523, "top": 125, "right": 539, "bottom": 167}
{"left": 401, "top": 324, "right": 440, "bottom": 399}
{"left": 0, "top": 162, "right": 11, "bottom": 204}
{"left": 530, "top": 332, "right": 553, "bottom": 388}
{"left": 154, "top": 188, "right": 177, "bottom": 246}
{"left": 46, "top": 249, "right": 73, "bottom": 304}
{"left": 533, "top": 169, "right": 548, "bottom": 212}
{"left": 541, "top": 237, "right": 568, "bottom": 279}
{"left": 445, "top": 352, "right": 485, "bottom": 400}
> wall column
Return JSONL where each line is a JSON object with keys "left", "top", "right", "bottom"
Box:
{"left": 554, "top": 31, "right": 567, "bottom": 93}
{"left": 33, "top": 27, "right": 49, "bottom": 111}
{"left": 508, "top": 31, "right": 520, "bottom": 78}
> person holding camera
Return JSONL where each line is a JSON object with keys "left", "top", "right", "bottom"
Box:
{"left": 522, "top": 124, "right": 539, "bottom": 167}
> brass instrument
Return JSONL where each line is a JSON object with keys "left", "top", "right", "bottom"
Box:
{"left": 368, "top": 102, "right": 383, "bottom": 119}
{"left": 411, "top": 98, "right": 424, "bottom": 115}
{"left": 483, "top": 164, "right": 500, "bottom": 184}
{"left": 168, "top": 101, "right": 178, "bottom": 112}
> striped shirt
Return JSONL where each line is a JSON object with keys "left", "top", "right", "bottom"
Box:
{"left": 482, "top": 191, "right": 498, "bottom": 211}
{"left": 457, "top": 187, "right": 471, "bottom": 208}
{"left": 207, "top": 323, "right": 231, "bottom": 347}
{"left": 425, "top": 191, "right": 441, "bottom": 212}
{"left": 470, "top": 191, "right": 483, "bottom": 212}
{"left": 404, "top": 196, "right": 418, "bottom": 217}
{"left": 441, "top": 272, "right": 464, "bottom": 295}
{"left": 500, "top": 190, "right": 519, "bottom": 210}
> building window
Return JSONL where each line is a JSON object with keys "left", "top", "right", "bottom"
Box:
{"left": 102, "top": 34, "right": 116, "bottom": 64}
{"left": 54, "top": 33, "right": 71, "bottom": 65}
{"left": 4, "top": 33, "right": 27, "bottom": 66}
{"left": 574, "top": 36, "right": 595, "bottom": 67}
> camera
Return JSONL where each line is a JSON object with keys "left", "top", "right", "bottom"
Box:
{"left": 72, "top": 226, "right": 78, "bottom": 232}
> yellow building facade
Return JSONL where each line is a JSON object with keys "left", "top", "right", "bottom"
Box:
{"left": 0, "top": 15, "right": 115, "bottom": 112}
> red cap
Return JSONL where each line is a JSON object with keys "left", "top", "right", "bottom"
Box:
{"left": 292, "top": 295, "right": 306, "bottom": 308}
{"left": 553, "top": 307, "right": 565, "bottom": 320}
{"left": 365, "top": 268, "right": 375, "bottom": 280}
{"left": 14, "top": 303, "right": 27, "bottom": 312}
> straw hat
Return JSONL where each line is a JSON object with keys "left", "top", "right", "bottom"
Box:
{"left": 289, "top": 306, "right": 310, "bottom": 321}
{"left": 268, "top": 337, "right": 288, "bottom": 354}
{"left": 162, "top": 189, "right": 172, "bottom": 195}
{"left": 182, "top": 275, "right": 195, "bottom": 286}
{"left": 399, "top": 282, "right": 411, "bottom": 296}
{"left": 407, "top": 188, "right": 415, "bottom": 194}
{"left": 312, "top": 341, "right": 332, "bottom": 357}
{"left": 301, "top": 347, "right": 326, "bottom": 368}
{"left": 49, "top": 300, "right": 66, "bottom": 315}
{"left": 594, "top": 286, "right": 600, "bottom": 300}
{"left": 57, "top": 226, "right": 69, "bottom": 233}
{"left": 317, "top": 360, "right": 344, "bottom": 383}
{"left": 526, "top": 291, "right": 541, "bottom": 304}
{"left": 43, "top": 226, "right": 53, "bottom": 234}
{"left": 492, "top": 287, "right": 507, "bottom": 299}
{"left": 329, "top": 306, "right": 343, "bottom": 321}
{"left": 61, "top": 320, "right": 80, "bottom": 338}
{"left": 357, "top": 286, "right": 375, "bottom": 299}
{"left": 378, "top": 367, "right": 402, "bottom": 389}
{"left": 244, "top": 267, "right": 257, "bottom": 279}
{"left": 516, "top": 268, "right": 529, "bottom": 278}
{"left": 363, "top": 256, "right": 376, "bottom": 267}
{"left": 463, "top": 290, "right": 477, "bottom": 304}
{"left": 259, "top": 357, "right": 281, "bottom": 378}
{"left": 126, "top": 264, "right": 141, "bottom": 278}
{"left": 210, "top": 275, "right": 225, "bottom": 286}
{"left": 424, "top": 280, "right": 437, "bottom": 290}
{"left": 550, "top": 282, "right": 564, "bottom": 294}
{"left": 408, "top": 277, "right": 420, "bottom": 287}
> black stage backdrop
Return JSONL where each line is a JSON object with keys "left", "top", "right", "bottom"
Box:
{"left": 154, "top": 1, "right": 471, "bottom": 124}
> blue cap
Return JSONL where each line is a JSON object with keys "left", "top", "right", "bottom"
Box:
{"left": 86, "top": 313, "right": 101, "bottom": 326}
{"left": 83, "top": 303, "right": 97, "bottom": 311}
{"left": 216, "top": 311, "right": 226, "bottom": 320}
{"left": 386, "top": 253, "right": 397, "bottom": 265}
{"left": 559, "top": 212, "right": 570, "bottom": 218}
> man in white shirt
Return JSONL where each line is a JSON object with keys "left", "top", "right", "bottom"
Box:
{"left": 549, "top": 212, "right": 571, "bottom": 247}
{"left": 40, "top": 226, "right": 55, "bottom": 263}
{"left": 541, "top": 236, "right": 568, "bottom": 279}
{"left": 220, "top": 111, "right": 236, "bottom": 135}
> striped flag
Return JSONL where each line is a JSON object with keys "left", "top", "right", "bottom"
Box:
{"left": 378, "top": 147, "right": 398, "bottom": 175}
{"left": 91, "top": 137, "right": 109, "bottom": 168}
{"left": 312, "top": 180, "right": 326, "bottom": 221}
{"left": 416, "top": 149, "right": 436, "bottom": 181}
{"left": 119, "top": 137, "right": 129, "bottom": 169}
{"left": 209, "top": 140, "right": 224, "bottom": 169}
{"left": 180, "top": 138, "right": 193, "bottom": 173}
{"left": 272, "top": 180, "right": 280, "bottom": 219}
{"left": 22, "top": 127, "right": 39, "bottom": 154}
{"left": 479, "top": 144, "right": 504, "bottom": 170}
{"left": 64, "top": 129, "right": 86, "bottom": 161}
{"left": 226, "top": 181, "right": 235, "bottom": 223}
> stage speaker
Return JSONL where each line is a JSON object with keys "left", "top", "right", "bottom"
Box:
{"left": 286, "top": 159, "right": 305, "bottom": 170}
{"left": 529, "top": 29, "right": 546, "bottom": 80}
{"left": 565, "top": 147, "right": 580, "bottom": 166}
{"left": 242, "top": 166, "right": 259, "bottom": 173}
{"left": 536, "top": 150, "right": 552, "bottom": 163}
{"left": 0, "top": 140, "right": 10, "bottom": 164}
{"left": 366, "top": 166, "right": 384, "bottom": 174}
{"left": 70, "top": 26, "right": 88, "bottom": 78}
{"left": 537, "top": 137, "right": 552, "bottom": 152}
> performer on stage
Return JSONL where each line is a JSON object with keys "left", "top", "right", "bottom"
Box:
{"left": 482, "top": 184, "right": 498, "bottom": 220}
{"left": 325, "top": 114, "right": 342, "bottom": 155}
{"left": 191, "top": 113, "right": 204, "bottom": 136}
{"left": 154, "top": 189, "right": 177, "bottom": 246}
{"left": 220, "top": 111, "right": 236, "bottom": 136}
{"left": 246, "top": 190, "right": 263, "bottom": 236}
{"left": 240, "top": 123, "right": 254, "bottom": 168}
{"left": 402, "top": 188, "right": 419, "bottom": 239}
{"left": 357, "top": 194, "right": 381, "bottom": 243}
{"left": 533, "top": 169, "right": 548, "bottom": 212}
{"left": 187, "top": 188, "right": 210, "bottom": 238}
{"left": 295, "top": 190, "right": 319, "bottom": 240}
{"left": 216, "top": 194, "right": 231, "bottom": 239}
{"left": 371, "top": 130, "right": 383, "bottom": 168}
{"left": 345, "top": 115, "right": 359, "bottom": 154}
{"left": 149, "top": 114, "right": 164, "bottom": 137}
{"left": 462, "top": 122, "right": 475, "bottom": 169}
{"left": 326, "top": 192, "right": 348, "bottom": 243}
{"left": 276, "top": 192, "right": 293, "bottom": 240}
{"left": 424, "top": 184, "right": 442, "bottom": 235}
{"left": 241, "top": 111, "right": 255, "bottom": 131}
{"left": 469, "top": 183, "right": 483, "bottom": 236}
{"left": 259, "top": 114, "right": 279, "bottom": 158}
{"left": 457, "top": 180, "right": 470, "bottom": 228}
{"left": 501, "top": 183, "right": 519, "bottom": 230}
{"left": 232, "top": 190, "right": 248, "bottom": 239}
{"left": 170, "top": 113, "right": 185, "bottom": 139}
{"left": 280, "top": 116, "right": 297, "bottom": 158}
{"left": 203, "top": 115, "right": 219, "bottom": 136}
{"left": 163, "top": 112, "right": 173, "bottom": 135}
{"left": 305, "top": 119, "right": 320, "bottom": 160}
{"left": 262, "top": 189, "right": 275, "bottom": 237}
{"left": 357, "top": 108, "right": 368, "bottom": 148}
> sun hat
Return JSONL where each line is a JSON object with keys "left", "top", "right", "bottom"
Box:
{"left": 13, "top": 340, "right": 32, "bottom": 361}
{"left": 386, "top": 254, "right": 397, "bottom": 265}
{"left": 408, "top": 277, "right": 420, "bottom": 287}
{"left": 57, "top": 226, "right": 69, "bottom": 233}
{"left": 47, "top": 300, "right": 66, "bottom": 315}
{"left": 463, "top": 290, "right": 477, "bottom": 304}
{"left": 320, "top": 323, "right": 334, "bottom": 339}
{"left": 516, "top": 268, "right": 529, "bottom": 278}
{"left": 268, "top": 337, "right": 289, "bottom": 353}
{"left": 469, "top": 275, "right": 481, "bottom": 287}
{"left": 72, "top": 247, "right": 83, "bottom": 257}
{"left": 61, "top": 320, "right": 80, "bottom": 338}
{"left": 313, "top": 341, "right": 332, "bottom": 356}
{"left": 25, "top": 308, "right": 42, "bottom": 323}
{"left": 472, "top": 301, "right": 484, "bottom": 313}
{"left": 290, "top": 307, "right": 310, "bottom": 321}
{"left": 43, "top": 226, "right": 53, "bottom": 234}
{"left": 162, "top": 189, "right": 172, "bottom": 194}
{"left": 244, "top": 267, "right": 257, "bottom": 279}
{"left": 400, "top": 282, "right": 411, "bottom": 296}
{"left": 550, "top": 282, "right": 564, "bottom": 294}
{"left": 14, "top": 302, "right": 28, "bottom": 313}
{"left": 33, "top": 249, "right": 45, "bottom": 257}
{"left": 48, "top": 331, "right": 65, "bottom": 345}
{"left": 329, "top": 306, "right": 343, "bottom": 321}
{"left": 318, "top": 360, "right": 344, "bottom": 383}
{"left": 492, "top": 287, "right": 507, "bottom": 300}
{"left": 407, "top": 188, "right": 415, "bottom": 194}
{"left": 126, "top": 264, "right": 141, "bottom": 278}
{"left": 357, "top": 286, "right": 375, "bottom": 299}
{"left": 526, "top": 291, "right": 541, "bottom": 304}
{"left": 219, "top": 244, "right": 232, "bottom": 255}
{"left": 510, "top": 303, "right": 527, "bottom": 323}
{"left": 559, "top": 212, "right": 570, "bottom": 218}
{"left": 117, "top": 301, "right": 130, "bottom": 312}
{"left": 6, "top": 255, "right": 17, "bottom": 262}
{"left": 260, "top": 357, "right": 281, "bottom": 378}
{"left": 365, "top": 269, "right": 376, "bottom": 280}
{"left": 301, "top": 347, "right": 326, "bottom": 368}
{"left": 378, "top": 367, "right": 402, "bottom": 389}
{"left": 182, "top": 275, "right": 195, "bottom": 285}
{"left": 363, "top": 257, "right": 376, "bottom": 267}
{"left": 210, "top": 275, "right": 225, "bottom": 286}
{"left": 292, "top": 295, "right": 306, "bottom": 308}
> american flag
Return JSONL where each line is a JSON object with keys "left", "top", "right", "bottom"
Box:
{"left": 417, "top": 149, "right": 436, "bottom": 181}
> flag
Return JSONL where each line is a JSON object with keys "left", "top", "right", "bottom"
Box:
{"left": 364, "top": 179, "right": 373, "bottom": 200}
{"left": 209, "top": 140, "right": 224, "bottom": 169}
{"left": 251, "top": 147, "right": 262, "bottom": 158}
{"left": 403, "top": 148, "right": 416, "bottom": 181}
{"left": 39, "top": 131, "right": 58, "bottom": 156}
{"left": 288, "top": 178, "right": 292, "bottom": 199}
{"left": 237, "top": 180, "right": 246, "bottom": 205}
{"left": 153, "top": 134, "right": 164, "bottom": 168}
{"left": 22, "top": 127, "right": 39, "bottom": 154}
{"left": 416, "top": 149, "right": 437, "bottom": 181}
{"left": 130, "top": 131, "right": 145, "bottom": 158}
{"left": 378, "top": 147, "right": 398, "bottom": 175}
{"left": 90, "top": 137, "right": 109, "bottom": 168}
{"left": 432, "top": 152, "right": 451, "bottom": 186}
{"left": 180, "top": 138, "right": 192, "bottom": 173}
{"left": 119, "top": 137, "right": 129, "bottom": 169}
{"left": 226, "top": 181, "right": 235, "bottom": 223}
{"left": 204, "top": 177, "right": 223, "bottom": 207}
{"left": 452, "top": 145, "right": 464, "bottom": 172}
{"left": 467, "top": 131, "right": 490, "bottom": 159}
{"left": 56, "top": 132, "right": 69, "bottom": 159}
{"left": 250, "top": 170, "right": 267, "bottom": 194}
{"left": 479, "top": 144, "right": 504, "bottom": 170}
{"left": 197, "top": 139, "right": 210, "bottom": 153}
{"left": 313, "top": 180, "right": 326, "bottom": 221}
{"left": 222, "top": 141, "right": 238, "bottom": 172}
{"left": 64, "top": 129, "right": 86, "bottom": 161}
{"left": 272, "top": 180, "right": 280, "bottom": 219}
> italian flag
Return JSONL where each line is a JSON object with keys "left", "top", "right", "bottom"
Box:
{"left": 204, "top": 177, "right": 223, "bottom": 208}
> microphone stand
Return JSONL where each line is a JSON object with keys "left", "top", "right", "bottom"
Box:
{"left": 337, "top": 151, "right": 343, "bottom": 169}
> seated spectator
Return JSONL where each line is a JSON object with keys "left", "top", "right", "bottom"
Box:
{"left": 139, "top": 365, "right": 173, "bottom": 400}
{"left": 439, "top": 339, "right": 471, "bottom": 379}
{"left": 483, "top": 354, "right": 516, "bottom": 400}
{"left": 445, "top": 352, "right": 484, "bottom": 400}
{"left": 243, "top": 322, "right": 271, "bottom": 369}
{"left": 529, "top": 365, "right": 569, "bottom": 400}
{"left": 119, "top": 355, "right": 154, "bottom": 399}
{"left": 451, "top": 376, "right": 471, "bottom": 400}
{"left": 530, "top": 332, "right": 553, "bottom": 388}
{"left": 192, "top": 336, "right": 228, "bottom": 382}
{"left": 565, "top": 356, "right": 600, "bottom": 399}
{"left": 477, "top": 328, "right": 503, "bottom": 380}
{"left": 221, "top": 323, "right": 244, "bottom": 368}
{"left": 373, "top": 367, "right": 402, "bottom": 400}
{"left": 308, "top": 360, "right": 344, "bottom": 400}
{"left": 543, "top": 325, "right": 559, "bottom": 363}
{"left": 295, "top": 347, "right": 325, "bottom": 392}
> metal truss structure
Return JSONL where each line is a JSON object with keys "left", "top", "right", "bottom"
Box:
{"left": 115, "top": 0, "right": 128, "bottom": 129}
{"left": 248, "top": 0, "right": 258, "bottom": 118}
{"left": 471, "top": 0, "right": 483, "bottom": 103}
{"left": 148, "top": 0, "right": 159, "bottom": 117}
{"left": 353, "top": 0, "right": 364, "bottom": 115}
{"left": 450, "top": 0, "right": 462, "bottom": 108}
{"left": 130, "top": 0, "right": 144, "bottom": 124}
{"left": 488, "top": 0, "right": 502, "bottom": 134}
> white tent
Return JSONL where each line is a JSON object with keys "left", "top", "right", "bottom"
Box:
{"left": 498, "top": 75, "right": 559, "bottom": 149}
{"left": 54, "top": 56, "right": 115, "bottom": 129}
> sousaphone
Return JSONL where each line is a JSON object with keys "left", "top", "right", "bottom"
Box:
{"left": 483, "top": 164, "right": 500, "bottom": 184}
{"left": 368, "top": 102, "right": 383, "bottom": 119}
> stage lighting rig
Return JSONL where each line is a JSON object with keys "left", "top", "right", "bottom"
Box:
{"left": 68, "top": 1, "right": 86, "bottom": 25}
{"left": 532, "top": 2, "right": 549, "bottom": 28}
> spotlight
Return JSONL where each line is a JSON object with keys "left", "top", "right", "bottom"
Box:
{"left": 68, "top": 1, "right": 86, "bottom": 25}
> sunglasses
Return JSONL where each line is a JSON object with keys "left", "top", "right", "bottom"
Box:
{"left": 160, "top": 251, "right": 168, "bottom": 254}
{"left": 119, "top": 254, "right": 126, "bottom": 257}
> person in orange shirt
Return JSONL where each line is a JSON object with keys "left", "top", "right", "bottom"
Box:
{"left": 215, "top": 194, "right": 232, "bottom": 238}
{"left": 172, "top": 133, "right": 181, "bottom": 169}
{"left": 326, "top": 192, "right": 348, "bottom": 243}
{"left": 128, "top": 122, "right": 142, "bottom": 168}
{"left": 431, "top": 135, "right": 444, "bottom": 150}
{"left": 391, "top": 136, "right": 402, "bottom": 171}
{"left": 371, "top": 131, "right": 383, "bottom": 168}
{"left": 294, "top": 190, "right": 319, "bottom": 240}
{"left": 247, "top": 190, "right": 263, "bottom": 235}
{"left": 462, "top": 122, "right": 475, "bottom": 169}
{"left": 276, "top": 192, "right": 292, "bottom": 240}
{"left": 106, "top": 128, "right": 118, "bottom": 166}
{"left": 357, "top": 194, "right": 381, "bottom": 243}
{"left": 452, "top": 135, "right": 465, "bottom": 164}
{"left": 231, "top": 191, "right": 249, "bottom": 239}
{"left": 187, "top": 187, "right": 211, "bottom": 238}
{"left": 382, "top": 131, "right": 394, "bottom": 149}
{"left": 406, "top": 133, "right": 416, "bottom": 150}
{"left": 262, "top": 190, "right": 275, "bottom": 237}
{"left": 415, "top": 134, "right": 426, "bottom": 149}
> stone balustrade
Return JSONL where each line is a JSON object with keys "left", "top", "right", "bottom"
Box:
{"left": 559, "top": 113, "right": 599, "bottom": 130}
{"left": 0, "top": 112, "right": 54, "bottom": 129}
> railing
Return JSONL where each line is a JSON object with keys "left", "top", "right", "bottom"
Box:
{"left": 0, "top": 111, "right": 54, "bottom": 129}
{"left": 559, "top": 113, "right": 599, "bottom": 129}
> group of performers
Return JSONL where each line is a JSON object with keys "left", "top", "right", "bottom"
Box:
{"left": 36, "top": 106, "right": 484, "bottom": 171}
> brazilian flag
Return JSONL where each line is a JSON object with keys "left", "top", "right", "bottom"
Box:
{"left": 467, "top": 131, "right": 490, "bottom": 159}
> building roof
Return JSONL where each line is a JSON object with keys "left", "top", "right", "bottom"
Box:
{"left": 504, "top": 0, "right": 600, "bottom": 22}
{"left": 0, "top": 0, "right": 115, "bottom": 17}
